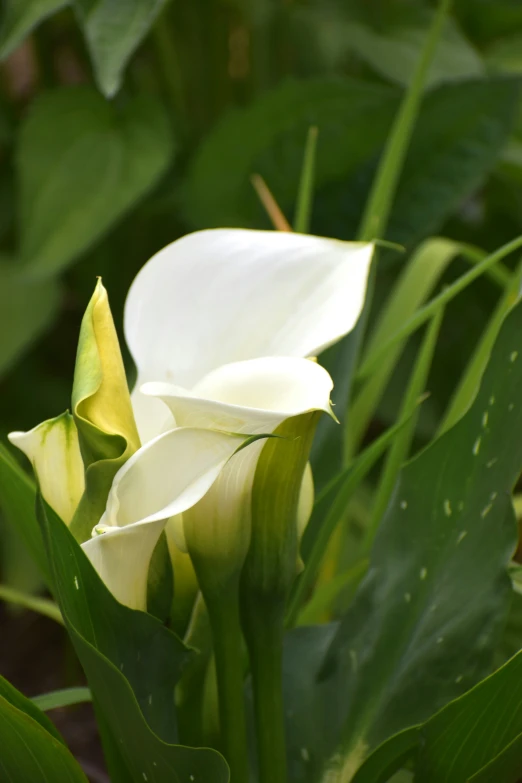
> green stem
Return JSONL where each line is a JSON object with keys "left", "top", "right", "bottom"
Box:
{"left": 206, "top": 589, "right": 249, "bottom": 783}
{"left": 294, "top": 126, "right": 318, "bottom": 234}
{"left": 242, "top": 604, "right": 287, "bottom": 783}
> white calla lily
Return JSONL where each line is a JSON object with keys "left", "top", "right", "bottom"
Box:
{"left": 82, "top": 426, "right": 252, "bottom": 609}
{"left": 8, "top": 412, "right": 85, "bottom": 525}
{"left": 122, "top": 229, "right": 373, "bottom": 595}
{"left": 125, "top": 229, "right": 373, "bottom": 442}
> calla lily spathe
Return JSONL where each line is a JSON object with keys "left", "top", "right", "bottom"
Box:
{"left": 8, "top": 229, "right": 373, "bottom": 610}
{"left": 123, "top": 229, "right": 373, "bottom": 594}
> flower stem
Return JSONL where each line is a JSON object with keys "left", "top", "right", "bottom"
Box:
{"left": 242, "top": 603, "right": 287, "bottom": 783}
{"left": 206, "top": 588, "right": 250, "bottom": 783}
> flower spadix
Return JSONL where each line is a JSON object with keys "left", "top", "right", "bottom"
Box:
{"left": 125, "top": 228, "right": 374, "bottom": 595}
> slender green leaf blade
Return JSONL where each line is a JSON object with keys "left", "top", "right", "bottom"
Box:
{"left": 31, "top": 687, "right": 92, "bottom": 712}
{"left": 351, "top": 727, "right": 420, "bottom": 783}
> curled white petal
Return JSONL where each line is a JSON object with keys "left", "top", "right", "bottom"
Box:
{"left": 81, "top": 426, "right": 248, "bottom": 609}
{"left": 125, "top": 229, "right": 373, "bottom": 440}
{"left": 142, "top": 356, "right": 334, "bottom": 435}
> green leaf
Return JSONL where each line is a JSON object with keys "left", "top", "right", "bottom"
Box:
{"left": 290, "top": 410, "right": 417, "bottom": 627}
{"left": 346, "top": 16, "right": 484, "bottom": 90}
{"left": 0, "top": 675, "right": 65, "bottom": 743}
{"left": 0, "top": 258, "right": 60, "bottom": 377}
{"left": 0, "top": 442, "right": 50, "bottom": 584}
{"left": 0, "top": 584, "right": 63, "bottom": 624}
{"left": 364, "top": 307, "right": 444, "bottom": 548}
{"left": 289, "top": 298, "right": 522, "bottom": 780}
{"left": 415, "top": 649, "right": 522, "bottom": 782}
{"left": 183, "top": 77, "right": 401, "bottom": 229}
{"left": 351, "top": 727, "right": 420, "bottom": 783}
{"left": 346, "top": 238, "right": 480, "bottom": 456}
{"left": 73, "top": 0, "right": 169, "bottom": 97}
{"left": 0, "top": 680, "right": 87, "bottom": 782}
{"left": 439, "top": 258, "right": 522, "bottom": 433}
{"left": 31, "top": 687, "right": 92, "bottom": 712}
{"left": 18, "top": 87, "right": 173, "bottom": 279}
{"left": 0, "top": 0, "right": 67, "bottom": 59}
{"left": 37, "top": 498, "right": 230, "bottom": 783}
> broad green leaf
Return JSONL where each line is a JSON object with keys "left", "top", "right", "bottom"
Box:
{"left": 351, "top": 727, "right": 420, "bottom": 783}
{"left": 32, "top": 687, "right": 92, "bottom": 712}
{"left": 487, "top": 34, "right": 522, "bottom": 74}
{"left": 0, "top": 686, "right": 87, "bottom": 782}
{"left": 0, "top": 0, "right": 67, "bottom": 59}
{"left": 346, "top": 16, "right": 483, "bottom": 90}
{"left": 287, "top": 298, "right": 522, "bottom": 780}
{"left": 440, "top": 258, "right": 522, "bottom": 433}
{"left": 73, "top": 0, "right": 169, "bottom": 97}
{"left": 0, "top": 258, "right": 60, "bottom": 377}
{"left": 37, "top": 498, "right": 230, "bottom": 783}
{"left": 0, "top": 442, "right": 50, "bottom": 584}
{"left": 183, "top": 78, "right": 400, "bottom": 229}
{"left": 415, "top": 649, "right": 522, "bottom": 782}
{"left": 18, "top": 87, "right": 173, "bottom": 279}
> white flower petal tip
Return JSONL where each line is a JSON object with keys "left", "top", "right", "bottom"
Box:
{"left": 125, "top": 229, "right": 374, "bottom": 396}
{"left": 141, "top": 356, "right": 335, "bottom": 435}
{"left": 8, "top": 413, "right": 85, "bottom": 525}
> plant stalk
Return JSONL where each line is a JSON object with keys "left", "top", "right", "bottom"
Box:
{"left": 206, "top": 588, "right": 250, "bottom": 783}
{"left": 242, "top": 603, "right": 287, "bottom": 783}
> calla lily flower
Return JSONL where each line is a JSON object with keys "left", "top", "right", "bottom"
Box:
{"left": 124, "top": 229, "right": 374, "bottom": 594}
{"left": 9, "top": 228, "right": 373, "bottom": 611}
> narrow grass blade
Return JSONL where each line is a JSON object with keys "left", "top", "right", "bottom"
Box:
{"left": 287, "top": 410, "right": 419, "bottom": 628}
{"left": 357, "top": 234, "right": 522, "bottom": 381}
{"left": 347, "top": 238, "right": 470, "bottom": 456}
{"left": 294, "top": 126, "right": 318, "bottom": 234}
{"left": 342, "top": 0, "right": 453, "bottom": 453}
{"left": 0, "top": 584, "right": 63, "bottom": 625}
{"left": 31, "top": 687, "right": 92, "bottom": 712}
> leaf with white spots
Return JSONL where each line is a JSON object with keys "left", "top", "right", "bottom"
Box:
{"left": 284, "top": 300, "right": 522, "bottom": 782}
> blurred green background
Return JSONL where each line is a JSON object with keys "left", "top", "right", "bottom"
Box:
{"left": 2, "top": 0, "right": 522, "bottom": 591}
